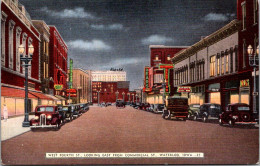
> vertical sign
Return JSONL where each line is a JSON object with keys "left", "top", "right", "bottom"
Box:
{"left": 69, "top": 58, "right": 73, "bottom": 89}
{"left": 159, "top": 64, "right": 174, "bottom": 94}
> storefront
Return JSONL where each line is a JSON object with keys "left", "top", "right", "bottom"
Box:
{"left": 189, "top": 85, "right": 205, "bottom": 105}
{"left": 207, "top": 83, "right": 221, "bottom": 104}
{"left": 239, "top": 79, "right": 250, "bottom": 105}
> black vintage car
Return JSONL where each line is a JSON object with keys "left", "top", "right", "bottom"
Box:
{"left": 71, "top": 104, "right": 80, "bottom": 118}
{"left": 116, "top": 99, "right": 125, "bottom": 108}
{"left": 219, "top": 103, "right": 257, "bottom": 126}
{"left": 153, "top": 104, "right": 165, "bottom": 113}
{"left": 192, "top": 103, "right": 222, "bottom": 122}
{"left": 187, "top": 104, "right": 200, "bottom": 120}
{"left": 61, "top": 105, "right": 73, "bottom": 122}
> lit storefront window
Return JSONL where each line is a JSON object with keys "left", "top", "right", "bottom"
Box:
{"left": 240, "top": 91, "right": 249, "bottom": 104}
{"left": 230, "top": 91, "right": 239, "bottom": 104}
{"left": 210, "top": 56, "right": 216, "bottom": 76}
{"left": 209, "top": 92, "right": 221, "bottom": 104}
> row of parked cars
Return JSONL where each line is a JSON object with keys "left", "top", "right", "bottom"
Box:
{"left": 30, "top": 103, "right": 90, "bottom": 130}
{"left": 131, "top": 96, "right": 258, "bottom": 126}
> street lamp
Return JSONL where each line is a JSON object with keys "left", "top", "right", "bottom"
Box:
{"left": 122, "top": 92, "right": 125, "bottom": 102}
{"left": 247, "top": 45, "right": 259, "bottom": 114}
{"left": 161, "top": 79, "right": 166, "bottom": 110}
{"left": 19, "top": 44, "right": 34, "bottom": 127}
{"left": 127, "top": 92, "right": 130, "bottom": 102}
{"left": 115, "top": 90, "right": 119, "bottom": 102}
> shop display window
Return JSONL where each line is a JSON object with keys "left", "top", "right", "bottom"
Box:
{"left": 209, "top": 92, "right": 221, "bottom": 104}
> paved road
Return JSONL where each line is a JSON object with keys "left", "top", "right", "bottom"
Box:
{"left": 1, "top": 106, "right": 259, "bottom": 165}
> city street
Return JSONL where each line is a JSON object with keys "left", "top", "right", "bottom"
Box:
{"left": 1, "top": 106, "right": 259, "bottom": 165}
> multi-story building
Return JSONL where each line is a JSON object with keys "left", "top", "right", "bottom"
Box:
{"left": 48, "top": 26, "right": 68, "bottom": 97}
{"left": 91, "top": 70, "right": 126, "bottom": 82}
{"left": 92, "top": 81, "right": 130, "bottom": 104}
{"left": 71, "top": 69, "right": 91, "bottom": 103}
{"left": 32, "top": 20, "right": 51, "bottom": 94}
{"left": 144, "top": 45, "right": 188, "bottom": 104}
{"left": 171, "top": 0, "right": 258, "bottom": 111}
{"left": 1, "top": 0, "right": 54, "bottom": 117}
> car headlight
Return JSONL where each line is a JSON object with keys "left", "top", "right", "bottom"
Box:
{"left": 232, "top": 116, "right": 238, "bottom": 119}
{"left": 47, "top": 115, "right": 52, "bottom": 119}
{"left": 35, "top": 116, "right": 39, "bottom": 120}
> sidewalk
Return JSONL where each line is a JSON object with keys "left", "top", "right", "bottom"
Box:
{"left": 1, "top": 115, "right": 34, "bottom": 141}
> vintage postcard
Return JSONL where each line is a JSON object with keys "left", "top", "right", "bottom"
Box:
{"left": 0, "top": 0, "right": 259, "bottom": 165}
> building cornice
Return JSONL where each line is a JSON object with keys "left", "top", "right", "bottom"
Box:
{"left": 149, "top": 45, "right": 189, "bottom": 49}
{"left": 171, "top": 19, "right": 241, "bottom": 64}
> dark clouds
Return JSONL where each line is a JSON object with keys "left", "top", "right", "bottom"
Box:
{"left": 20, "top": 0, "right": 236, "bottom": 90}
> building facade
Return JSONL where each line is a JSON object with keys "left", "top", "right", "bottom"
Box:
{"left": 71, "top": 69, "right": 91, "bottom": 103}
{"left": 1, "top": 0, "right": 55, "bottom": 117}
{"left": 91, "top": 70, "right": 126, "bottom": 82}
{"left": 48, "top": 26, "right": 68, "bottom": 97}
{"left": 32, "top": 20, "right": 51, "bottom": 94}
{"left": 144, "top": 45, "right": 188, "bottom": 104}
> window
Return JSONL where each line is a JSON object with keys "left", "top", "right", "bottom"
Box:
{"left": 230, "top": 48, "right": 233, "bottom": 73}
{"left": 254, "top": 0, "right": 258, "bottom": 24}
{"left": 226, "top": 53, "right": 229, "bottom": 73}
{"left": 235, "top": 46, "right": 238, "bottom": 71}
{"left": 242, "top": 2, "right": 246, "bottom": 30}
{"left": 221, "top": 56, "right": 224, "bottom": 74}
{"left": 1, "top": 12, "right": 7, "bottom": 66}
{"left": 155, "top": 55, "right": 159, "bottom": 60}
{"left": 16, "top": 27, "right": 22, "bottom": 71}
{"left": 210, "top": 56, "right": 216, "bottom": 77}
{"left": 217, "top": 54, "right": 220, "bottom": 75}
{"left": 22, "top": 33, "right": 27, "bottom": 74}
{"left": 9, "top": 20, "right": 15, "bottom": 69}
{"left": 43, "top": 62, "right": 46, "bottom": 79}
{"left": 243, "top": 39, "right": 246, "bottom": 68}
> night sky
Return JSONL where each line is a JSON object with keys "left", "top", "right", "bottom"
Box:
{"left": 20, "top": 0, "right": 237, "bottom": 90}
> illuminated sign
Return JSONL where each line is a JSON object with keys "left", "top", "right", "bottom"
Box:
{"left": 159, "top": 64, "right": 174, "bottom": 93}
{"left": 240, "top": 79, "right": 249, "bottom": 87}
{"left": 54, "top": 84, "right": 63, "bottom": 90}
{"left": 177, "top": 86, "right": 191, "bottom": 92}
{"left": 69, "top": 59, "right": 73, "bottom": 89}
{"left": 66, "top": 89, "right": 77, "bottom": 97}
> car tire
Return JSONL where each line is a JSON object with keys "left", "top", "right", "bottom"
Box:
{"left": 219, "top": 118, "right": 223, "bottom": 126}
{"left": 187, "top": 114, "right": 191, "bottom": 119}
{"left": 193, "top": 114, "right": 198, "bottom": 121}
{"left": 202, "top": 116, "right": 207, "bottom": 123}
{"left": 166, "top": 110, "right": 171, "bottom": 120}
{"left": 55, "top": 123, "right": 60, "bottom": 131}
{"left": 228, "top": 119, "right": 234, "bottom": 127}
{"left": 70, "top": 116, "right": 73, "bottom": 121}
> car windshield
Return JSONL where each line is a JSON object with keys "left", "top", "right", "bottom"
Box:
{"left": 63, "top": 107, "right": 69, "bottom": 111}
{"left": 37, "top": 107, "right": 54, "bottom": 112}
{"left": 237, "top": 106, "right": 250, "bottom": 111}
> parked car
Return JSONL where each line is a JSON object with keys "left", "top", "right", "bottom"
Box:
{"left": 143, "top": 103, "right": 151, "bottom": 111}
{"left": 116, "top": 99, "right": 125, "bottom": 108}
{"left": 188, "top": 104, "right": 200, "bottom": 120}
{"left": 192, "top": 103, "right": 222, "bottom": 122}
{"left": 61, "top": 105, "right": 73, "bottom": 122}
{"left": 71, "top": 104, "right": 80, "bottom": 118}
{"left": 30, "top": 105, "right": 63, "bottom": 130}
{"left": 153, "top": 104, "right": 165, "bottom": 113}
{"left": 106, "top": 102, "right": 112, "bottom": 106}
{"left": 135, "top": 102, "right": 143, "bottom": 109}
{"left": 162, "top": 96, "right": 189, "bottom": 121}
{"left": 147, "top": 104, "right": 154, "bottom": 112}
{"left": 219, "top": 103, "right": 257, "bottom": 126}
{"left": 100, "top": 102, "right": 107, "bottom": 107}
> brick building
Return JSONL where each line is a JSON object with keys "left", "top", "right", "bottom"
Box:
{"left": 48, "top": 26, "right": 68, "bottom": 97}
{"left": 144, "top": 45, "right": 188, "bottom": 104}
{"left": 1, "top": 0, "right": 54, "bottom": 117}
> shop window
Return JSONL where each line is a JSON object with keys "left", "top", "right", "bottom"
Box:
{"left": 242, "top": 2, "right": 246, "bottom": 30}
{"left": 209, "top": 92, "right": 221, "bottom": 104}
{"left": 230, "top": 91, "right": 239, "bottom": 104}
{"left": 210, "top": 56, "right": 216, "bottom": 77}
{"left": 240, "top": 91, "right": 249, "bottom": 105}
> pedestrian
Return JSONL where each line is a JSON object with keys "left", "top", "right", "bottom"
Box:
{"left": 3, "top": 104, "right": 8, "bottom": 122}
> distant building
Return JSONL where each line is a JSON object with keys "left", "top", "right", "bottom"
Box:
{"left": 91, "top": 70, "right": 126, "bottom": 82}
{"left": 48, "top": 26, "right": 68, "bottom": 97}
{"left": 70, "top": 69, "right": 91, "bottom": 103}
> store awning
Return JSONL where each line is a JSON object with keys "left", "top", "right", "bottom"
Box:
{"left": 55, "top": 95, "right": 66, "bottom": 100}
{"left": 29, "top": 91, "right": 54, "bottom": 100}
{"left": 1, "top": 86, "right": 37, "bottom": 99}
{"left": 44, "top": 94, "right": 60, "bottom": 101}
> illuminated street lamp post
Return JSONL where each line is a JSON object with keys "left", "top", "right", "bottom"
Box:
{"left": 127, "top": 92, "right": 130, "bottom": 102}
{"left": 19, "top": 44, "right": 34, "bottom": 127}
{"left": 115, "top": 90, "right": 119, "bottom": 101}
{"left": 247, "top": 45, "right": 259, "bottom": 114}
{"left": 122, "top": 92, "right": 125, "bottom": 102}
{"left": 161, "top": 79, "right": 166, "bottom": 110}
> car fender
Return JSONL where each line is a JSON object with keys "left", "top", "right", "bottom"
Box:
{"left": 51, "top": 118, "right": 59, "bottom": 124}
